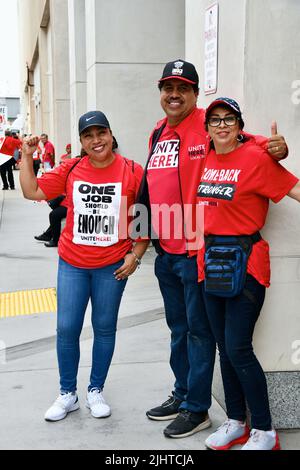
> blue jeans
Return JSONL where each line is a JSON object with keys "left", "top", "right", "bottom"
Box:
{"left": 57, "top": 258, "right": 127, "bottom": 393}
{"left": 155, "top": 253, "right": 216, "bottom": 413}
{"left": 202, "top": 275, "right": 272, "bottom": 430}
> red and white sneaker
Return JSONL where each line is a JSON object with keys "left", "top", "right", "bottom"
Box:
{"left": 241, "top": 429, "right": 281, "bottom": 450}
{"left": 205, "top": 419, "right": 250, "bottom": 450}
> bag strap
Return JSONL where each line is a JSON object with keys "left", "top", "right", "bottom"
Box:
{"left": 64, "top": 158, "right": 81, "bottom": 192}
{"left": 149, "top": 124, "right": 166, "bottom": 159}
{"left": 205, "top": 232, "right": 262, "bottom": 251}
{"left": 124, "top": 157, "right": 135, "bottom": 174}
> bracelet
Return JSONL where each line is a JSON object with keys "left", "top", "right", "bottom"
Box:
{"left": 128, "top": 251, "right": 142, "bottom": 266}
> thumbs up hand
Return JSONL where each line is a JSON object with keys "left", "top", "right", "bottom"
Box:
{"left": 271, "top": 121, "right": 278, "bottom": 136}
{"left": 267, "top": 121, "right": 288, "bottom": 160}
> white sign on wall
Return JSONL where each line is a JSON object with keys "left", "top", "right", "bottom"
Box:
{"left": 204, "top": 3, "right": 219, "bottom": 95}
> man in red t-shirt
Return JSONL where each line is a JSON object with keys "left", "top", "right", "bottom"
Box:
{"left": 41, "top": 133, "right": 55, "bottom": 171}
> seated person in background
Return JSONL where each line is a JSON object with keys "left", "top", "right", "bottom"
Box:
{"left": 59, "top": 144, "right": 72, "bottom": 164}
{"left": 34, "top": 195, "right": 67, "bottom": 247}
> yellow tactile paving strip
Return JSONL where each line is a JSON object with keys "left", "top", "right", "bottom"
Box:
{"left": 0, "top": 288, "right": 57, "bottom": 318}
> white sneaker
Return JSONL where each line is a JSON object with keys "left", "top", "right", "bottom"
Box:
{"left": 44, "top": 393, "right": 80, "bottom": 422}
{"left": 205, "top": 419, "right": 250, "bottom": 450}
{"left": 241, "top": 428, "right": 281, "bottom": 450}
{"left": 86, "top": 389, "right": 111, "bottom": 418}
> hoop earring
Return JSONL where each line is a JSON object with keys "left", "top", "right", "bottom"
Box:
{"left": 237, "top": 134, "right": 244, "bottom": 142}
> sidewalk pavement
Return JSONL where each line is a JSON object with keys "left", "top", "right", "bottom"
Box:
{"left": 0, "top": 172, "right": 299, "bottom": 450}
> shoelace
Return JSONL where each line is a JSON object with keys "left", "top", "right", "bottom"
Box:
{"left": 179, "top": 410, "right": 193, "bottom": 421}
{"left": 248, "top": 429, "right": 263, "bottom": 443}
{"left": 54, "top": 393, "right": 74, "bottom": 409}
{"left": 216, "top": 419, "right": 244, "bottom": 435}
{"left": 88, "top": 390, "right": 105, "bottom": 405}
{"left": 217, "top": 419, "right": 232, "bottom": 434}
{"left": 162, "top": 396, "right": 177, "bottom": 407}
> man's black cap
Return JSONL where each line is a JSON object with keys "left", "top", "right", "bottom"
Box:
{"left": 159, "top": 59, "right": 199, "bottom": 87}
{"left": 78, "top": 111, "right": 110, "bottom": 135}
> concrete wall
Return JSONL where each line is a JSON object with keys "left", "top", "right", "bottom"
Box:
{"left": 243, "top": 0, "right": 300, "bottom": 375}
{"left": 49, "top": 0, "right": 70, "bottom": 157}
{"left": 19, "top": 0, "right": 185, "bottom": 162}
{"left": 185, "top": 0, "right": 247, "bottom": 108}
{"left": 18, "top": 0, "right": 70, "bottom": 158}
{"left": 85, "top": 0, "right": 185, "bottom": 164}
{"left": 68, "top": 0, "right": 87, "bottom": 156}
{"left": 18, "top": 0, "right": 48, "bottom": 133}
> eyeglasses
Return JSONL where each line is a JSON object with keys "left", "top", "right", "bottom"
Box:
{"left": 208, "top": 116, "right": 240, "bottom": 127}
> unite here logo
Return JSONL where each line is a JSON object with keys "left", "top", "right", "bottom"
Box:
{"left": 148, "top": 140, "right": 206, "bottom": 170}
{"left": 148, "top": 140, "right": 179, "bottom": 169}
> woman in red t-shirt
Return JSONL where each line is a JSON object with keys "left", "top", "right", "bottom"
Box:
{"left": 20, "top": 111, "right": 148, "bottom": 423}
{"left": 198, "top": 98, "right": 300, "bottom": 451}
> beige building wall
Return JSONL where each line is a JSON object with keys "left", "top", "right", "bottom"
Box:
{"left": 18, "top": 0, "right": 184, "bottom": 162}
{"left": 83, "top": 0, "right": 185, "bottom": 163}
{"left": 18, "top": 0, "right": 48, "bottom": 133}
{"left": 18, "top": 0, "right": 70, "bottom": 160}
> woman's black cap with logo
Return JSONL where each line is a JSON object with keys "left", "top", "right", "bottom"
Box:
{"left": 78, "top": 111, "right": 111, "bottom": 135}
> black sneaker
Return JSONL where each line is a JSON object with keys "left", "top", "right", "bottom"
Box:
{"left": 163, "top": 410, "right": 211, "bottom": 438}
{"left": 34, "top": 232, "right": 52, "bottom": 242}
{"left": 44, "top": 240, "right": 58, "bottom": 247}
{"left": 146, "top": 395, "right": 182, "bottom": 421}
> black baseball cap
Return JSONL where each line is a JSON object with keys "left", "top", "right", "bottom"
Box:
{"left": 78, "top": 111, "right": 110, "bottom": 135}
{"left": 159, "top": 59, "right": 199, "bottom": 87}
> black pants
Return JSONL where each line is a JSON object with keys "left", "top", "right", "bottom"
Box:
{"left": 33, "top": 159, "right": 41, "bottom": 176}
{"left": 0, "top": 158, "right": 15, "bottom": 189}
{"left": 44, "top": 206, "right": 67, "bottom": 243}
{"left": 202, "top": 275, "right": 271, "bottom": 430}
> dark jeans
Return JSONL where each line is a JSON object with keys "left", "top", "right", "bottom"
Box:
{"left": 0, "top": 158, "right": 15, "bottom": 189}
{"left": 202, "top": 275, "right": 272, "bottom": 430}
{"left": 155, "top": 253, "right": 216, "bottom": 413}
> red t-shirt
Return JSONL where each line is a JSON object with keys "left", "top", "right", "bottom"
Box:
{"left": 37, "top": 154, "right": 143, "bottom": 268}
{"left": 147, "top": 124, "right": 186, "bottom": 254}
{"left": 60, "top": 153, "right": 71, "bottom": 163}
{"left": 42, "top": 141, "right": 55, "bottom": 167}
{"left": 197, "top": 140, "right": 298, "bottom": 287}
{"left": 1, "top": 136, "right": 21, "bottom": 156}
